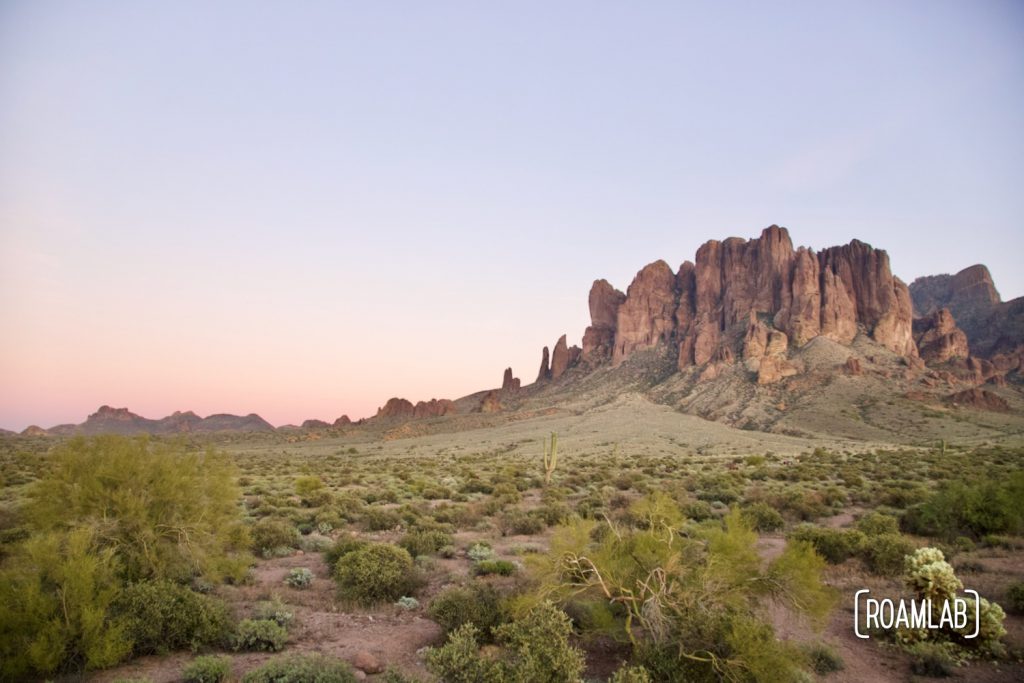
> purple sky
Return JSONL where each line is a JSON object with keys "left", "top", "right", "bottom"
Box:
{"left": 1, "top": 1, "right": 1022, "bottom": 430}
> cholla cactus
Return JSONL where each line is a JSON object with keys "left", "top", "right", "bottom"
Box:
{"left": 542, "top": 432, "right": 558, "bottom": 486}
{"left": 904, "top": 547, "right": 962, "bottom": 602}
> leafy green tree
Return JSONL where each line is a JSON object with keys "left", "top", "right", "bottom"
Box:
{"left": 26, "top": 435, "right": 251, "bottom": 582}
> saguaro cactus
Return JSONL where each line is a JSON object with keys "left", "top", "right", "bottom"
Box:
{"left": 542, "top": 432, "right": 558, "bottom": 486}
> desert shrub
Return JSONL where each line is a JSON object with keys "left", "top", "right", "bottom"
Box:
{"left": 25, "top": 436, "right": 250, "bottom": 582}
{"left": 235, "top": 618, "right": 288, "bottom": 652}
{"left": 1006, "top": 582, "right": 1024, "bottom": 614}
{"left": 294, "top": 476, "right": 332, "bottom": 507}
{"left": 537, "top": 503, "right": 571, "bottom": 527}
{"left": 856, "top": 511, "right": 900, "bottom": 537}
{"left": 862, "top": 533, "right": 914, "bottom": 576}
{"left": 253, "top": 597, "right": 294, "bottom": 628}
{"left": 907, "top": 641, "right": 955, "bottom": 677}
{"left": 428, "top": 581, "right": 506, "bottom": 639}
{"left": 399, "top": 528, "right": 454, "bottom": 557}
{"left": 608, "top": 664, "right": 653, "bottom": 682}
{"left": 284, "top": 567, "right": 313, "bottom": 589}
{"left": 467, "top": 542, "right": 495, "bottom": 563}
{"left": 426, "top": 603, "right": 585, "bottom": 683}
{"left": 334, "top": 543, "right": 419, "bottom": 605}
{"left": 113, "top": 579, "right": 234, "bottom": 655}
{"left": 396, "top": 596, "right": 420, "bottom": 610}
{"left": 528, "top": 503, "right": 835, "bottom": 681}
{"left": 740, "top": 502, "right": 784, "bottom": 531}
{"left": 475, "top": 559, "right": 517, "bottom": 576}
{"left": 241, "top": 653, "right": 357, "bottom": 683}
{"left": 0, "top": 527, "right": 132, "bottom": 678}
{"left": 902, "top": 474, "right": 1024, "bottom": 540}
{"left": 362, "top": 507, "right": 401, "bottom": 531}
{"left": 788, "top": 525, "right": 865, "bottom": 564}
{"left": 323, "top": 533, "right": 368, "bottom": 572}
{"left": 802, "top": 642, "right": 844, "bottom": 674}
{"left": 182, "top": 655, "right": 232, "bottom": 683}
{"left": 680, "top": 500, "right": 714, "bottom": 521}
{"left": 498, "top": 510, "right": 545, "bottom": 536}
{"left": 251, "top": 518, "right": 299, "bottom": 555}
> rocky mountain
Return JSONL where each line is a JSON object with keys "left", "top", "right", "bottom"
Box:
{"left": 535, "top": 226, "right": 921, "bottom": 385}
{"left": 27, "top": 405, "right": 276, "bottom": 436}
{"left": 910, "top": 264, "right": 1024, "bottom": 360}
{"left": 10, "top": 225, "right": 1020, "bottom": 440}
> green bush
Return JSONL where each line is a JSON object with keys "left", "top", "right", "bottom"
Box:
{"left": 235, "top": 618, "right": 288, "bottom": 652}
{"left": 427, "top": 603, "right": 585, "bottom": 683}
{"left": 182, "top": 655, "right": 232, "bottom": 683}
{"left": 740, "top": 502, "right": 784, "bottom": 531}
{"left": 609, "top": 665, "right": 653, "bottom": 682}
{"left": 334, "top": 543, "right": 419, "bottom": 605}
{"left": 253, "top": 597, "right": 294, "bottom": 628}
{"left": 788, "top": 525, "right": 865, "bottom": 564}
{"left": 475, "top": 559, "right": 517, "bottom": 576}
{"left": 1006, "top": 581, "right": 1024, "bottom": 614}
{"left": 323, "top": 533, "right": 368, "bottom": 572}
{"left": 498, "top": 510, "right": 545, "bottom": 536}
{"left": 862, "top": 533, "right": 914, "bottom": 576}
{"left": 114, "top": 579, "right": 234, "bottom": 655}
{"left": 284, "top": 567, "right": 313, "bottom": 589}
{"left": 399, "top": 529, "right": 454, "bottom": 557}
{"left": 428, "top": 582, "right": 506, "bottom": 639}
{"left": 856, "top": 512, "right": 900, "bottom": 537}
{"left": 902, "top": 475, "right": 1024, "bottom": 540}
{"left": 802, "top": 642, "right": 844, "bottom": 674}
{"left": 907, "top": 641, "right": 955, "bottom": 677}
{"left": 251, "top": 518, "right": 299, "bottom": 555}
{"left": 241, "top": 653, "right": 357, "bottom": 682}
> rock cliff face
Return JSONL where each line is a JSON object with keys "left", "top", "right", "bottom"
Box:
{"left": 913, "top": 308, "right": 970, "bottom": 363}
{"left": 911, "top": 265, "right": 1023, "bottom": 359}
{"left": 537, "top": 226, "right": 921, "bottom": 385}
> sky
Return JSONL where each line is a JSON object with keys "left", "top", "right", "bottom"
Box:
{"left": 1, "top": 1, "right": 1022, "bottom": 431}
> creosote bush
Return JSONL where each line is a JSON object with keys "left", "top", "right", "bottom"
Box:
{"left": 241, "top": 653, "right": 358, "bottom": 683}
{"left": 182, "top": 654, "right": 232, "bottom": 683}
{"left": 334, "top": 543, "right": 419, "bottom": 605}
{"left": 235, "top": 618, "right": 288, "bottom": 652}
{"left": 428, "top": 581, "right": 506, "bottom": 639}
{"left": 114, "top": 579, "right": 234, "bottom": 655}
{"left": 426, "top": 602, "right": 585, "bottom": 683}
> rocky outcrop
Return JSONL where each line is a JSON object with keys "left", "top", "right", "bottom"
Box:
{"left": 58, "top": 405, "right": 276, "bottom": 434}
{"left": 301, "top": 419, "right": 330, "bottom": 430}
{"left": 582, "top": 279, "right": 626, "bottom": 364}
{"left": 550, "top": 335, "right": 570, "bottom": 379}
{"left": 21, "top": 425, "right": 48, "bottom": 437}
{"left": 913, "top": 308, "right": 970, "bottom": 363}
{"left": 535, "top": 336, "right": 581, "bottom": 383}
{"left": 844, "top": 356, "right": 863, "bottom": 376}
{"left": 376, "top": 398, "right": 415, "bottom": 419}
{"left": 376, "top": 397, "right": 455, "bottom": 420}
{"left": 613, "top": 261, "right": 678, "bottom": 365}
{"left": 536, "top": 346, "right": 551, "bottom": 382}
{"left": 501, "top": 368, "right": 521, "bottom": 392}
{"left": 911, "top": 265, "right": 1023, "bottom": 359}
{"left": 947, "top": 388, "right": 1009, "bottom": 412}
{"left": 333, "top": 415, "right": 352, "bottom": 427}
{"left": 478, "top": 390, "right": 502, "bottom": 413}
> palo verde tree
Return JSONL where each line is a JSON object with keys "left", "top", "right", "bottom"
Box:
{"left": 25, "top": 435, "right": 251, "bottom": 583}
{"left": 0, "top": 435, "right": 251, "bottom": 678}
{"left": 522, "top": 492, "right": 836, "bottom": 682}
